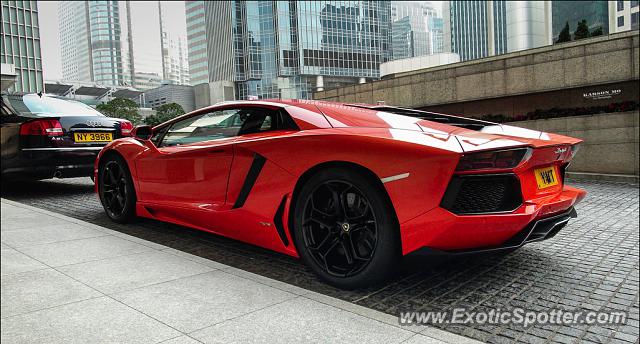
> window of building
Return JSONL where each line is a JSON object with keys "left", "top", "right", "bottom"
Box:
{"left": 632, "top": 12, "right": 639, "bottom": 30}
{"left": 617, "top": 0, "right": 625, "bottom": 11}
{"left": 618, "top": 16, "right": 625, "bottom": 27}
{"left": 631, "top": 0, "right": 638, "bottom": 8}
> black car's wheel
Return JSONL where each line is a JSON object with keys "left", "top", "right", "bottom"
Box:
{"left": 293, "top": 167, "right": 399, "bottom": 289}
{"left": 98, "top": 155, "right": 135, "bottom": 223}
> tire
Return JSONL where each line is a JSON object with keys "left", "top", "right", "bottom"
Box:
{"left": 292, "top": 167, "right": 399, "bottom": 289}
{"left": 98, "top": 154, "right": 136, "bottom": 223}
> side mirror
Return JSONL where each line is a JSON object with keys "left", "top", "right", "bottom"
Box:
{"left": 132, "top": 125, "right": 153, "bottom": 141}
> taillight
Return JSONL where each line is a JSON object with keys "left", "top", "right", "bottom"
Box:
{"left": 19, "top": 119, "right": 64, "bottom": 136}
{"left": 456, "top": 148, "right": 531, "bottom": 171}
{"left": 119, "top": 120, "right": 133, "bottom": 136}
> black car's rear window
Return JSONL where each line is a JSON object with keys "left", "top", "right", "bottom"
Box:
{"left": 6, "top": 94, "right": 104, "bottom": 117}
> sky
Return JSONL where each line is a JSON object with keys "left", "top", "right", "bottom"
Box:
{"left": 38, "top": 1, "right": 443, "bottom": 81}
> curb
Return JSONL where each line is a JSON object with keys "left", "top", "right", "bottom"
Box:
{"left": 566, "top": 172, "right": 639, "bottom": 185}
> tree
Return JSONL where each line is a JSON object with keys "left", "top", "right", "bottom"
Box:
{"left": 590, "top": 26, "right": 603, "bottom": 37}
{"left": 556, "top": 21, "right": 572, "bottom": 43}
{"left": 96, "top": 98, "right": 142, "bottom": 124}
{"left": 144, "top": 103, "right": 185, "bottom": 127}
{"left": 574, "top": 20, "right": 590, "bottom": 40}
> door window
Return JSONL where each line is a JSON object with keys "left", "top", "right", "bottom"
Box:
{"left": 158, "top": 107, "right": 294, "bottom": 147}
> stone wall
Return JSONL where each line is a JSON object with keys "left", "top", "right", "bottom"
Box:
{"left": 510, "top": 111, "right": 639, "bottom": 176}
{"left": 313, "top": 31, "right": 639, "bottom": 117}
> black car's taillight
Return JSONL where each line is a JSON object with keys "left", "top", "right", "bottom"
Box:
{"left": 19, "top": 119, "right": 63, "bottom": 136}
{"left": 456, "top": 148, "right": 530, "bottom": 171}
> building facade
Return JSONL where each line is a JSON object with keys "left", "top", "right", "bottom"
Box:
{"left": 187, "top": 1, "right": 391, "bottom": 101}
{"left": 58, "top": 1, "right": 188, "bottom": 90}
{"left": 185, "top": 1, "right": 209, "bottom": 86}
{"left": 609, "top": 0, "right": 640, "bottom": 33}
{"left": 444, "top": 1, "right": 507, "bottom": 61}
{"left": 59, "top": 1, "right": 128, "bottom": 87}
{"left": 428, "top": 17, "right": 444, "bottom": 54}
{"left": 1, "top": 0, "right": 44, "bottom": 92}
{"left": 143, "top": 83, "right": 195, "bottom": 113}
{"left": 126, "top": 1, "right": 190, "bottom": 90}
{"left": 551, "top": 1, "right": 609, "bottom": 42}
{"left": 390, "top": 1, "right": 438, "bottom": 60}
{"left": 445, "top": 1, "right": 554, "bottom": 60}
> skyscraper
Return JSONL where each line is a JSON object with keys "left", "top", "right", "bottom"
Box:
{"left": 428, "top": 17, "right": 444, "bottom": 54}
{"left": 187, "top": 1, "right": 391, "bottom": 100}
{"left": 444, "top": 1, "right": 507, "bottom": 61}
{"left": 59, "top": 1, "right": 128, "bottom": 86}
{"left": 124, "top": 1, "right": 163, "bottom": 89}
{"left": 390, "top": 1, "right": 437, "bottom": 59}
{"left": 445, "top": 1, "right": 553, "bottom": 61}
{"left": 58, "top": 1, "right": 188, "bottom": 89}
{"left": 184, "top": 1, "right": 210, "bottom": 86}
{"left": 1, "top": 0, "right": 44, "bottom": 92}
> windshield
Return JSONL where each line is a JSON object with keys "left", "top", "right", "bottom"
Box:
{"left": 7, "top": 94, "right": 104, "bottom": 117}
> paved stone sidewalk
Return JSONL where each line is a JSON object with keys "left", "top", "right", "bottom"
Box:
{"left": 2, "top": 179, "right": 639, "bottom": 343}
{"left": 0, "top": 199, "right": 479, "bottom": 344}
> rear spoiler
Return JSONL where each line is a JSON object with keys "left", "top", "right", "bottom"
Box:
{"left": 347, "top": 104, "right": 497, "bottom": 131}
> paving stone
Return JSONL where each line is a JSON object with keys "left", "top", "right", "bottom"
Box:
{"left": 1, "top": 268, "right": 101, "bottom": 318}
{"left": 112, "top": 270, "right": 295, "bottom": 333}
{"left": 58, "top": 251, "right": 215, "bottom": 294}
{"left": 0, "top": 296, "right": 180, "bottom": 343}
{"left": 19, "top": 235, "right": 154, "bottom": 267}
{"left": 0, "top": 247, "right": 47, "bottom": 275}
{"left": 189, "top": 297, "right": 414, "bottom": 344}
{"left": 2, "top": 178, "right": 638, "bottom": 344}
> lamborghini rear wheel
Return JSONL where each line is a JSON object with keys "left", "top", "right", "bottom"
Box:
{"left": 293, "top": 167, "right": 399, "bottom": 289}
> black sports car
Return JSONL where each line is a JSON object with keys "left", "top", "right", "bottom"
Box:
{"left": 1, "top": 93, "right": 133, "bottom": 180}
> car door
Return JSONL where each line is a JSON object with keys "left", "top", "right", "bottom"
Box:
{"left": 135, "top": 108, "right": 247, "bottom": 210}
{"left": 225, "top": 107, "right": 300, "bottom": 207}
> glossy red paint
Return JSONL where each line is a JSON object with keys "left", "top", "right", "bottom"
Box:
{"left": 94, "top": 99, "right": 586, "bottom": 257}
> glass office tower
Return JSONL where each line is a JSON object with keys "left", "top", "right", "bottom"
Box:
{"left": 552, "top": 1, "right": 609, "bottom": 42}
{"left": 189, "top": 1, "right": 391, "bottom": 100}
{"left": 59, "top": 0, "right": 128, "bottom": 86}
{"left": 390, "top": 1, "right": 438, "bottom": 60}
{"left": 444, "top": 0, "right": 507, "bottom": 61}
{"left": 185, "top": 0, "right": 212, "bottom": 86}
{"left": 428, "top": 17, "right": 444, "bottom": 54}
{"left": 1, "top": 0, "right": 44, "bottom": 92}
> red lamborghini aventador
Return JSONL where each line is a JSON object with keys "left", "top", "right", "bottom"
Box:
{"left": 94, "top": 100, "right": 586, "bottom": 289}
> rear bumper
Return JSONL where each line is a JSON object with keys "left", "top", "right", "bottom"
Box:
{"left": 409, "top": 207, "right": 577, "bottom": 256}
{"left": 1, "top": 147, "right": 102, "bottom": 179}
{"left": 400, "top": 185, "right": 587, "bottom": 254}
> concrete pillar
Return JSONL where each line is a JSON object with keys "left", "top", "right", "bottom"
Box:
{"left": 316, "top": 75, "right": 324, "bottom": 92}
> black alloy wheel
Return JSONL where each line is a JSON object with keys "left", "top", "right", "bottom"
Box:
{"left": 301, "top": 180, "right": 378, "bottom": 277}
{"left": 293, "top": 168, "right": 399, "bottom": 289}
{"left": 99, "top": 155, "right": 135, "bottom": 223}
